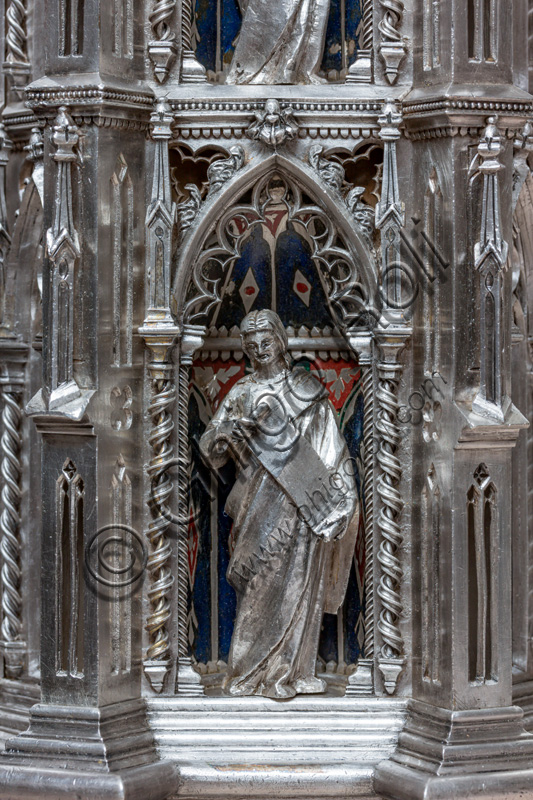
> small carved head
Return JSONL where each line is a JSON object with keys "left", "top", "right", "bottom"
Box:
{"left": 240, "top": 309, "right": 290, "bottom": 369}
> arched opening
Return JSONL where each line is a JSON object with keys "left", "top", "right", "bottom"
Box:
{"left": 171, "top": 162, "right": 378, "bottom": 693}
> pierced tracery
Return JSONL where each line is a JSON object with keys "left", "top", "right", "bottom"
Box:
{"left": 182, "top": 171, "right": 371, "bottom": 330}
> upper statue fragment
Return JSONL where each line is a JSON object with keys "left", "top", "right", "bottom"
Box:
{"left": 226, "top": 0, "right": 331, "bottom": 84}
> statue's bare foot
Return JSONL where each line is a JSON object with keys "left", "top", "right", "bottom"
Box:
{"left": 294, "top": 676, "right": 327, "bottom": 694}
{"left": 264, "top": 683, "right": 297, "bottom": 699}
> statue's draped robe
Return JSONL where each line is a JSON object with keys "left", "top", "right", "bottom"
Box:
{"left": 200, "top": 368, "right": 359, "bottom": 698}
{"left": 226, "top": 0, "right": 330, "bottom": 84}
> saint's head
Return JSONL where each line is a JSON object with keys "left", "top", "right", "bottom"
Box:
{"left": 240, "top": 309, "right": 290, "bottom": 371}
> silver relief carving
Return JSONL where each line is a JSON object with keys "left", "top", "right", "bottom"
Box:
{"left": 110, "top": 455, "right": 132, "bottom": 675}
{"left": 0, "top": 126, "right": 12, "bottom": 329}
{"left": 309, "top": 144, "right": 345, "bottom": 193}
{"left": 176, "top": 184, "right": 202, "bottom": 240}
{"left": 4, "top": 0, "right": 30, "bottom": 94}
{"left": 111, "top": 154, "right": 134, "bottom": 368}
{"left": 246, "top": 100, "right": 299, "bottom": 148}
{"left": 175, "top": 326, "right": 205, "bottom": 694}
{"left": 44, "top": 108, "right": 82, "bottom": 412}
{"left": 346, "top": 186, "right": 375, "bottom": 246}
{"left": 141, "top": 99, "right": 179, "bottom": 694}
{"left": 375, "top": 338, "right": 407, "bottom": 695}
{"left": 378, "top": 0, "right": 406, "bottom": 84}
{"left": 0, "top": 389, "right": 25, "bottom": 678}
{"left": 144, "top": 347, "right": 176, "bottom": 692}
{"left": 56, "top": 460, "right": 84, "bottom": 678}
{"left": 180, "top": 0, "right": 207, "bottom": 82}
{"left": 206, "top": 146, "right": 245, "bottom": 197}
{"left": 148, "top": 0, "right": 178, "bottom": 83}
{"left": 225, "top": 0, "right": 331, "bottom": 84}
{"left": 346, "top": 0, "right": 373, "bottom": 83}
{"left": 199, "top": 310, "right": 360, "bottom": 698}
{"left": 376, "top": 102, "right": 405, "bottom": 322}
{"left": 309, "top": 146, "right": 375, "bottom": 247}
{"left": 471, "top": 117, "right": 509, "bottom": 421}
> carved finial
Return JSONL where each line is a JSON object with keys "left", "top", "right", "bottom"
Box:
{"left": 24, "top": 127, "right": 43, "bottom": 163}
{"left": 246, "top": 100, "right": 299, "bottom": 148}
{"left": 50, "top": 107, "right": 80, "bottom": 163}
{"left": 377, "top": 101, "right": 403, "bottom": 140}
{"left": 474, "top": 117, "right": 508, "bottom": 273}
{"left": 151, "top": 98, "right": 173, "bottom": 139}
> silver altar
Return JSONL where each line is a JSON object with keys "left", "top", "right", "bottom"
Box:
{"left": 0, "top": 0, "right": 531, "bottom": 799}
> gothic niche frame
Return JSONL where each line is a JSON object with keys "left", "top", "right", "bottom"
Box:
{"left": 141, "top": 101, "right": 410, "bottom": 702}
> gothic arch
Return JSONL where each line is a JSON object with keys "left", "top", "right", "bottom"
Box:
{"left": 171, "top": 151, "right": 379, "bottom": 325}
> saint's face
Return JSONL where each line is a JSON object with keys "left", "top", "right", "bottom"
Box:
{"left": 242, "top": 328, "right": 283, "bottom": 369}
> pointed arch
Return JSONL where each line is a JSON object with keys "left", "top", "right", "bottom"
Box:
{"left": 171, "top": 152, "right": 378, "bottom": 326}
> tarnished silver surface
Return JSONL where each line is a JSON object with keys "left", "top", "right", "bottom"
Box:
{"left": 226, "top": 0, "right": 331, "bottom": 85}
{"left": 200, "top": 310, "right": 359, "bottom": 699}
{"left": 0, "top": 1, "right": 533, "bottom": 799}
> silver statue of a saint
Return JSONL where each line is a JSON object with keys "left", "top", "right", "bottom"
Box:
{"left": 200, "top": 310, "right": 359, "bottom": 699}
{"left": 226, "top": 0, "right": 331, "bottom": 84}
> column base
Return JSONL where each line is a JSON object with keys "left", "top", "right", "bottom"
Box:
{"left": 0, "top": 677, "right": 40, "bottom": 736}
{"left": 374, "top": 699, "right": 533, "bottom": 800}
{"left": 0, "top": 760, "right": 177, "bottom": 800}
{"left": 0, "top": 698, "right": 179, "bottom": 800}
{"left": 513, "top": 677, "right": 533, "bottom": 732}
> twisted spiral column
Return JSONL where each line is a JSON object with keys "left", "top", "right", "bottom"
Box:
{"left": 377, "top": 0, "right": 405, "bottom": 84}
{"left": 345, "top": 0, "right": 373, "bottom": 83}
{"left": 0, "top": 390, "right": 25, "bottom": 678}
{"left": 361, "top": 0, "right": 373, "bottom": 50}
{"left": 376, "top": 364, "right": 403, "bottom": 657}
{"left": 149, "top": 0, "right": 176, "bottom": 41}
{"left": 147, "top": 0, "right": 178, "bottom": 82}
{"left": 176, "top": 362, "right": 190, "bottom": 662}
{"left": 5, "top": 0, "right": 28, "bottom": 64}
{"left": 378, "top": 0, "right": 404, "bottom": 42}
{"left": 175, "top": 338, "right": 204, "bottom": 694}
{"left": 362, "top": 366, "right": 375, "bottom": 659}
{"left": 144, "top": 361, "right": 175, "bottom": 692}
{"left": 373, "top": 342, "right": 408, "bottom": 696}
{"left": 180, "top": 0, "right": 206, "bottom": 82}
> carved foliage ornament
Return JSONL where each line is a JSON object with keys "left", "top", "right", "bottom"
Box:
{"left": 246, "top": 100, "right": 299, "bottom": 148}
{"left": 176, "top": 146, "right": 246, "bottom": 240}
{"left": 309, "top": 145, "right": 375, "bottom": 248}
